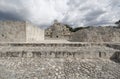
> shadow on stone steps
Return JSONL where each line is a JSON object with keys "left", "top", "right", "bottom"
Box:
{"left": 110, "top": 51, "right": 120, "bottom": 64}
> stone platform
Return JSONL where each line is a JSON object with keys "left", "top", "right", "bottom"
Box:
{"left": 0, "top": 42, "right": 120, "bottom": 79}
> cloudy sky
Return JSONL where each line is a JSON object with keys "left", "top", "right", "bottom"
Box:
{"left": 0, "top": 0, "right": 120, "bottom": 28}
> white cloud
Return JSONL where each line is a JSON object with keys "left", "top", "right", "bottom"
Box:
{"left": 0, "top": 0, "right": 120, "bottom": 27}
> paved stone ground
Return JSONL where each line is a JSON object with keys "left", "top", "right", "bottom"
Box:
{"left": 0, "top": 58, "right": 120, "bottom": 79}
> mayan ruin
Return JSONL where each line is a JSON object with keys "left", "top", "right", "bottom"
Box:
{"left": 45, "top": 20, "right": 72, "bottom": 40}
{"left": 0, "top": 19, "right": 119, "bottom": 79}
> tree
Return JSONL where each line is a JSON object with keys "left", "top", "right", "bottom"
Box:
{"left": 64, "top": 24, "right": 90, "bottom": 32}
{"left": 64, "top": 24, "right": 74, "bottom": 32}
{"left": 115, "top": 20, "right": 120, "bottom": 27}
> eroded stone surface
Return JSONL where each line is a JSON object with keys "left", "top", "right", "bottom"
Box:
{"left": 0, "top": 43, "right": 120, "bottom": 79}
{"left": 71, "top": 27, "right": 120, "bottom": 42}
{"left": 0, "top": 58, "right": 120, "bottom": 79}
{"left": 0, "top": 21, "right": 44, "bottom": 43}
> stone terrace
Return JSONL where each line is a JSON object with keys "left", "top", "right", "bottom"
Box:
{"left": 0, "top": 42, "right": 120, "bottom": 59}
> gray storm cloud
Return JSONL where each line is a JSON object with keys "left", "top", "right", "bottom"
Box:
{"left": 0, "top": 0, "right": 120, "bottom": 27}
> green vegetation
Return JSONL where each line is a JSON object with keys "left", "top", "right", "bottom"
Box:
{"left": 64, "top": 24, "right": 74, "bottom": 32}
{"left": 65, "top": 24, "right": 90, "bottom": 32}
{"left": 115, "top": 20, "right": 120, "bottom": 27}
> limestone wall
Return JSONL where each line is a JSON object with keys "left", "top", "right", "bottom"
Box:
{"left": 0, "top": 21, "right": 26, "bottom": 42}
{"left": 0, "top": 21, "right": 44, "bottom": 43}
{"left": 26, "top": 22, "right": 44, "bottom": 42}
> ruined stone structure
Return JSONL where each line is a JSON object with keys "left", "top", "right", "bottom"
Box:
{"left": 0, "top": 21, "right": 44, "bottom": 43}
{"left": 71, "top": 26, "right": 120, "bottom": 42}
{"left": 0, "top": 20, "right": 120, "bottom": 79}
{"left": 0, "top": 43, "right": 119, "bottom": 59}
{"left": 0, "top": 42, "right": 120, "bottom": 79}
{"left": 0, "top": 21, "right": 26, "bottom": 42}
{"left": 45, "top": 20, "right": 71, "bottom": 40}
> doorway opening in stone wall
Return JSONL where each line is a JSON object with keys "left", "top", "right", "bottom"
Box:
{"left": 56, "top": 36, "right": 58, "bottom": 38}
